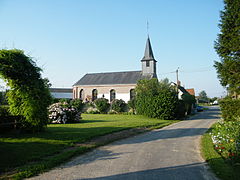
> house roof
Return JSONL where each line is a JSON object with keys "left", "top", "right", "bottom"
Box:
{"left": 186, "top": 88, "right": 195, "bottom": 96}
{"left": 73, "top": 71, "right": 151, "bottom": 86}
{"left": 50, "top": 88, "right": 72, "bottom": 93}
{"left": 141, "top": 36, "right": 156, "bottom": 62}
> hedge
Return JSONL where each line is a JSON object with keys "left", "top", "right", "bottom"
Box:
{"left": 219, "top": 98, "right": 240, "bottom": 121}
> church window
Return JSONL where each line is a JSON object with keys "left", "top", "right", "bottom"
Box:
{"left": 79, "top": 89, "right": 84, "bottom": 100}
{"left": 92, "top": 89, "right": 98, "bottom": 101}
{"left": 130, "top": 89, "right": 135, "bottom": 100}
{"left": 146, "top": 61, "right": 150, "bottom": 67}
{"left": 110, "top": 89, "right": 116, "bottom": 102}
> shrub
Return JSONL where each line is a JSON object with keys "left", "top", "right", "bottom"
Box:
{"left": 211, "top": 119, "right": 240, "bottom": 164}
{"left": 70, "top": 99, "right": 84, "bottom": 112}
{"left": 128, "top": 98, "right": 136, "bottom": 114}
{"left": 135, "top": 78, "right": 179, "bottom": 120}
{"left": 94, "top": 98, "right": 110, "bottom": 113}
{"left": 175, "top": 100, "right": 186, "bottom": 119}
{"left": 111, "top": 99, "right": 126, "bottom": 113}
{"left": 181, "top": 93, "right": 196, "bottom": 115}
{"left": 219, "top": 98, "right": 240, "bottom": 121}
{"left": 48, "top": 102, "right": 81, "bottom": 124}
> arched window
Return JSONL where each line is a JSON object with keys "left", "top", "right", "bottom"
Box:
{"left": 92, "top": 89, "right": 98, "bottom": 101}
{"left": 79, "top": 89, "right": 84, "bottom": 100}
{"left": 110, "top": 89, "right": 116, "bottom": 102}
{"left": 130, "top": 89, "right": 135, "bottom": 100}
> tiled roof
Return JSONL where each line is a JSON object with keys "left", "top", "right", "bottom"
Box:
{"left": 186, "top": 88, "right": 195, "bottom": 96}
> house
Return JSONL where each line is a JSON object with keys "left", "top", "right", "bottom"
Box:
{"left": 50, "top": 88, "right": 73, "bottom": 99}
{"left": 73, "top": 36, "right": 157, "bottom": 102}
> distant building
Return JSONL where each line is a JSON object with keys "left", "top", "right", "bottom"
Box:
{"left": 73, "top": 36, "right": 157, "bottom": 102}
{"left": 50, "top": 88, "right": 73, "bottom": 99}
{"left": 186, "top": 88, "right": 195, "bottom": 96}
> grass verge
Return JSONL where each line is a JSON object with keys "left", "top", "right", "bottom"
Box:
{"left": 201, "top": 125, "right": 240, "bottom": 180}
{"left": 0, "top": 114, "right": 178, "bottom": 179}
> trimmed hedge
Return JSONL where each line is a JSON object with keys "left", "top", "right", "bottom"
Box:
{"left": 219, "top": 98, "right": 240, "bottom": 121}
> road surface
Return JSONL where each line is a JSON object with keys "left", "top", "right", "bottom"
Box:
{"left": 30, "top": 106, "right": 220, "bottom": 180}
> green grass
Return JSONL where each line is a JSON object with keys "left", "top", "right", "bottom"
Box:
{"left": 201, "top": 126, "right": 240, "bottom": 180}
{"left": 0, "top": 114, "right": 178, "bottom": 179}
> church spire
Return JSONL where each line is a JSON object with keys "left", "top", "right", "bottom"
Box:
{"left": 141, "top": 36, "right": 157, "bottom": 78}
{"left": 142, "top": 36, "right": 156, "bottom": 61}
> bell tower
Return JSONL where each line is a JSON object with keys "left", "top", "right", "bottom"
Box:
{"left": 141, "top": 36, "right": 157, "bottom": 78}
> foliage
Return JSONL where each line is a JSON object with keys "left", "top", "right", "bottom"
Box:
{"left": 0, "top": 49, "right": 52, "bottom": 132}
{"left": 48, "top": 102, "right": 81, "bottom": 124}
{"left": 181, "top": 93, "right": 196, "bottom": 115}
{"left": 0, "top": 105, "right": 10, "bottom": 117}
{"left": 219, "top": 98, "right": 240, "bottom": 121}
{"left": 175, "top": 100, "right": 186, "bottom": 119}
{"left": 70, "top": 99, "right": 84, "bottom": 112}
{"left": 211, "top": 119, "right": 240, "bottom": 165}
{"left": 111, "top": 99, "right": 126, "bottom": 113}
{"left": 201, "top": 127, "right": 240, "bottom": 180}
{"left": 198, "top": 90, "right": 209, "bottom": 102}
{"left": 127, "top": 98, "right": 136, "bottom": 114}
{"left": 214, "top": 0, "right": 240, "bottom": 95}
{"left": 0, "top": 114, "right": 178, "bottom": 178}
{"left": 94, "top": 98, "right": 110, "bottom": 113}
{"left": 135, "top": 78, "right": 179, "bottom": 119}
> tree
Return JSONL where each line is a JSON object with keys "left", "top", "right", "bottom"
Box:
{"left": 135, "top": 78, "right": 179, "bottom": 120}
{"left": 198, "top": 90, "right": 209, "bottom": 102}
{"left": 0, "top": 49, "right": 52, "bottom": 132}
{"left": 214, "top": 0, "right": 240, "bottom": 95}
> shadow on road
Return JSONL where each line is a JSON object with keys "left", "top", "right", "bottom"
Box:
{"left": 78, "top": 162, "right": 214, "bottom": 180}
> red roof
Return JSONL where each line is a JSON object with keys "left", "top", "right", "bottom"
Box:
{"left": 186, "top": 88, "right": 195, "bottom": 96}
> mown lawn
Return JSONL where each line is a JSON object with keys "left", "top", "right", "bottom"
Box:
{"left": 0, "top": 114, "right": 178, "bottom": 179}
{"left": 201, "top": 125, "right": 240, "bottom": 180}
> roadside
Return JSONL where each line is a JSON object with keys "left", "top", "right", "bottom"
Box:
{"left": 29, "top": 107, "right": 219, "bottom": 180}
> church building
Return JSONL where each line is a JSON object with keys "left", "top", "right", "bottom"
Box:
{"left": 73, "top": 36, "right": 157, "bottom": 102}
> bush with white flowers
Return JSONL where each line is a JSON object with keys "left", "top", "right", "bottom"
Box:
{"left": 211, "top": 119, "right": 240, "bottom": 164}
{"left": 48, "top": 101, "right": 81, "bottom": 124}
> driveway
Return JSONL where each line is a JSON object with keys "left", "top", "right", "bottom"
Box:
{"left": 30, "top": 106, "right": 220, "bottom": 180}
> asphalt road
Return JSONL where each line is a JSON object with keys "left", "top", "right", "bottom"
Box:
{"left": 30, "top": 106, "right": 220, "bottom": 180}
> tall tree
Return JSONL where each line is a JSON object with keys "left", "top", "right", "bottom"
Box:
{"left": 214, "top": 0, "right": 240, "bottom": 95}
{"left": 199, "top": 90, "right": 208, "bottom": 102}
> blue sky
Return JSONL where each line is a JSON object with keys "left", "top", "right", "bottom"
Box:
{"left": 0, "top": 0, "right": 226, "bottom": 97}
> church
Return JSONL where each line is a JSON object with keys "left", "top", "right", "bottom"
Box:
{"left": 73, "top": 36, "right": 157, "bottom": 102}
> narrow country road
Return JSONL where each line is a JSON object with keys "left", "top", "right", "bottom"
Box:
{"left": 30, "top": 106, "right": 220, "bottom": 180}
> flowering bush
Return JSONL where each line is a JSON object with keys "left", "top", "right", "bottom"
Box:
{"left": 211, "top": 119, "right": 240, "bottom": 164}
{"left": 48, "top": 102, "right": 81, "bottom": 124}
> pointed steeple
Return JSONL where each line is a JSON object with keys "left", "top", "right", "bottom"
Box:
{"left": 141, "top": 36, "right": 157, "bottom": 78}
{"left": 142, "top": 36, "right": 156, "bottom": 61}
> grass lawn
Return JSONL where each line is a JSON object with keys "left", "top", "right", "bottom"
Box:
{"left": 201, "top": 125, "right": 240, "bottom": 180}
{"left": 0, "top": 114, "right": 178, "bottom": 179}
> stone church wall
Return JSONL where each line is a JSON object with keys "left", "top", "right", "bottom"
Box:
{"left": 73, "top": 84, "right": 136, "bottom": 102}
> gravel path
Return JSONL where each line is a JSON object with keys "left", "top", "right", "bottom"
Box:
{"left": 29, "top": 106, "right": 220, "bottom": 180}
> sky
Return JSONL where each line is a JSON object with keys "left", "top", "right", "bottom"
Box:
{"left": 0, "top": 0, "right": 226, "bottom": 97}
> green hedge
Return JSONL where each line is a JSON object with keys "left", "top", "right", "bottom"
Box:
{"left": 219, "top": 98, "right": 240, "bottom": 121}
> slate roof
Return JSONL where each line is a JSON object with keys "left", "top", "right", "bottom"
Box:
{"left": 74, "top": 71, "right": 151, "bottom": 86}
{"left": 141, "top": 36, "right": 157, "bottom": 62}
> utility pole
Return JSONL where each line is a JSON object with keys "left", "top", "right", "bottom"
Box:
{"left": 176, "top": 67, "right": 179, "bottom": 86}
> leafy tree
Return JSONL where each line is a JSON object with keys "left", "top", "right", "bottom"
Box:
{"left": 0, "top": 49, "right": 52, "bottom": 132}
{"left": 198, "top": 90, "right": 209, "bottom": 102}
{"left": 214, "top": 0, "right": 240, "bottom": 95}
